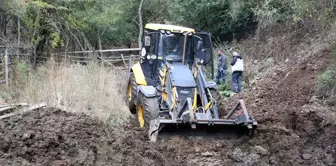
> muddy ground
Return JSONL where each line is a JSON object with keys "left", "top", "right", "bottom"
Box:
{"left": 0, "top": 52, "right": 335, "bottom": 166}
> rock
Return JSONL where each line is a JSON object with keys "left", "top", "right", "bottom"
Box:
{"left": 22, "top": 130, "right": 35, "bottom": 139}
{"left": 229, "top": 148, "right": 245, "bottom": 162}
{"left": 215, "top": 143, "right": 223, "bottom": 148}
{"left": 195, "top": 146, "right": 201, "bottom": 152}
{"left": 325, "top": 153, "right": 334, "bottom": 165}
{"left": 51, "top": 160, "right": 67, "bottom": 166}
{"left": 309, "top": 96, "right": 319, "bottom": 103}
{"left": 260, "top": 162, "right": 270, "bottom": 166}
{"left": 302, "top": 153, "right": 312, "bottom": 160}
{"left": 300, "top": 65, "right": 307, "bottom": 70}
{"left": 201, "top": 151, "right": 213, "bottom": 157}
{"left": 269, "top": 156, "right": 278, "bottom": 165}
{"left": 249, "top": 153, "right": 261, "bottom": 161}
{"left": 265, "top": 57, "right": 274, "bottom": 63}
{"left": 253, "top": 145, "right": 269, "bottom": 156}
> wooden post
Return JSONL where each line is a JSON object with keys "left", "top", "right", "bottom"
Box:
{"left": 121, "top": 54, "right": 127, "bottom": 69}
{"left": 5, "top": 47, "right": 8, "bottom": 86}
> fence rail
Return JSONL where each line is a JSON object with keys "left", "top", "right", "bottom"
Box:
{"left": 0, "top": 46, "right": 141, "bottom": 85}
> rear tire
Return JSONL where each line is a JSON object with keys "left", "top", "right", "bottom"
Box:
{"left": 128, "top": 73, "right": 137, "bottom": 114}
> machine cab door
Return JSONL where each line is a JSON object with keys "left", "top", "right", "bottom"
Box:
{"left": 194, "top": 32, "right": 214, "bottom": 80}
{"left": 140, "top": 31, "right": 160, "bottom": 86}
{"left": 142, "top": 32, "right": 159, "bottom": 60}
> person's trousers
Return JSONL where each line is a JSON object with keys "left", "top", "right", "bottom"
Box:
{"left": 216, "top": 69, "right": 226, "bottom": 84}
{"left": 232, "top": 71, "right": 243, "bottom": 93}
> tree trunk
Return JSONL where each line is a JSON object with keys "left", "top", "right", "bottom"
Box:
{"left": 138, "top": 0, "right": 144, "bottom": 49}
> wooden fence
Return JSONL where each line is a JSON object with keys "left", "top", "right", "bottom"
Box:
{"left": 37, "top": 48, "right": 141, "bottom": 67}
{"left": 0, "top": 46, "right": 141, "bottom": 85}
{"left": 0, "top": 46, "right": 31, "bottom": 85}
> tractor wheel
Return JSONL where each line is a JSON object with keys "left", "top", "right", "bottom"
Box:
{"left": 136, "top": 93, "right": 160, "bottom": 129}
{"left": 128, "top": 73, "right": 137, "bottom": 114}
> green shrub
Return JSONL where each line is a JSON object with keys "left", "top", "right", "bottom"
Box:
{"left": 315, "top": 64, "right": 336, "bottom": 98}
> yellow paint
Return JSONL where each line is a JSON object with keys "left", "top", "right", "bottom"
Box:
{"left": 131, "top": 62, "right": 147, "bottom": 85}
{"left": 145, "top": 23, "right": 195, "bottom": 33}
{"left": 137, "top": 105, "right": 145, "bottom": 128}
{"left": 193, "top": 88, "right": 197, "bottom": 110}
{"left": 172, "top": 87, "right": 177, "bottom": 102}
{"left": 193, "top": 67, "right": 198, "bottom": 78}
{"left": 169, "top": 87, "right": 178, "bottom": 112}
{"left": 162, "top": 92, "right": 168, "bottom": 101}
{"left": 128, "top": 83, "right": 132, "bottom": 101}
{"left": 161, "top": 67, "right": 167, "bottom": 87}
{"left": 159, "top": 77, "right": 164, "bottom": 85}
{"left": 205, "top": 102, "right": 212, "bottom": 111}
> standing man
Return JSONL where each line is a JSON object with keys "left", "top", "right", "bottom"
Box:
{"left": 216, "top": 49, "right": 227, "bottom": 84}
{"left": 231, "top": 51, "right": 244, "bottom": 93}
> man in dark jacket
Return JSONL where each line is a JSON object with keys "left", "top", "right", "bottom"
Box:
{"left": 231, "top": 51, "right": 244, "bottom": 93}
{"left": 216, "top": 49, "right": 227, "bottom": 84}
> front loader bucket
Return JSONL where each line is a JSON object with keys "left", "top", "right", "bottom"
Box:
{"left": 156, "top": 122, "right": 254, "bottom": 140}
{"left": 148, "top": 99, "right": 257, "bottom": 142}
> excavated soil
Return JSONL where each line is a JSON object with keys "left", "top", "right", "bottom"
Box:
{"left": 0, "top": 51, "right": 335, "bottom": 166}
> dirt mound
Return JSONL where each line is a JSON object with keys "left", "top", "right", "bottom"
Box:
{"left": 0, "top": 108, "right": 182, "bottom": 166}
{"left": 215, "top": 52, "right": 336, "bottom": 165}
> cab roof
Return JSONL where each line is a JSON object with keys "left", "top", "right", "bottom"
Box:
{"left": 145, "top": 23, "right": 195, "bottom": 33}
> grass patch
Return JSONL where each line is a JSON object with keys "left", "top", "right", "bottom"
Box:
{"left": 315, "top": 64, "right": 336, "bottom": 100}
{"left": 4, "top": 59, "right": 130, "bottom": 127}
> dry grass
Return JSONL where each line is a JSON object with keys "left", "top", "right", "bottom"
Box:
{"left": 5, "top": 59, "right": 130, "bottom": 126}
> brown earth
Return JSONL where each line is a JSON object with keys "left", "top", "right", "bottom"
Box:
{"left": 0, "top": 51, "right": 335, "bottom": 166}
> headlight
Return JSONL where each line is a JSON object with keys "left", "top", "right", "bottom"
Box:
{"left": 160, "top": 30, "right": 165, "bottom": 34}
{"left": 141, "top": 48, "right": 146, "bottom": 57}
{"left": 151, "top": 55, "right": 157, "bottom": 59}
{"left": 166, "top": 30, "right": 171, "bottom": 35}
{"left": 147, "top": 55, "right": 150, "bottom": 59}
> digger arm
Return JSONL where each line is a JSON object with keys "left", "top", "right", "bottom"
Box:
{"left": 195, "top": 66, "right": 220, "bottom": 119}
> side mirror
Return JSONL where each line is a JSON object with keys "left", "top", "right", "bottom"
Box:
{"left": 144, "top": 36, "right": 151, "bottom": 46}
{"left": 197, "top": 40, "right": 203, "bottom": 51}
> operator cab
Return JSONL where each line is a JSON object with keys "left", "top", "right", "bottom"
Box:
{"left": 140, "top": 23, "right": 214, "bottom": 86}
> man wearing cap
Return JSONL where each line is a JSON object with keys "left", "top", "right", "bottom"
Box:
{"left": 231, "top": 51, "right": 244, "bottom": 93}
{"left": 216, "top": 49, "right": 227, "bottom": 84}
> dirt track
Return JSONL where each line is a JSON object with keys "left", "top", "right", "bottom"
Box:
{"left": 0, "top": 53, "right": 335, "bottom": 166}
